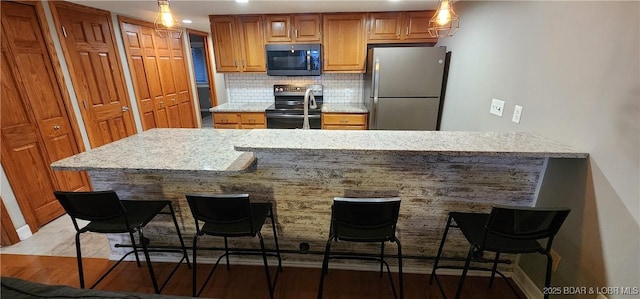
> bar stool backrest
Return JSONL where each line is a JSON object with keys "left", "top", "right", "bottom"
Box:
{"left": 54, "top": 191, "right": 126, "bottom": 231}
{"left": 332, "top": 197, "right": 401, "bottom": 240}
{"left": 485, "top": 205, "right": 570, "bottom": 250}
{"left": 185, "top": 193, "right": 254, "bottom": 233}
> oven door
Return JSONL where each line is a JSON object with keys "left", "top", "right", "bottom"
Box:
{"left": 266, "top": 113, "right": 321, "bottom": 129}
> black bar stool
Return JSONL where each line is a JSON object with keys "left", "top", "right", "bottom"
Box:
{"left": 318, "top": 197, "right": 403, "bottom": 299}
{"left": 53, "top": 190, "right": 190, "bottom": 294}
{"left": 185, "top": 193, "right": 282, "bottom": 298}
{"left": 430, "top": 205, "right": 570, "bottom": 299}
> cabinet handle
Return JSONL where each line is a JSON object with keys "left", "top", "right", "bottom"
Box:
{"left": 397, "top": 27, "right": 400, "bottom": 36}
{"left": 53, "top": 125, "right": 61, "bottom": 130}
{"left": 288, "top": 29, "right": 290, "bottom": 38}
{"left": 295, "top": 29, "right": 298, "bottom": 38}
{"left": 234, "top": 59, "right": 238, "bottom": 68}
{"left": 406, "top": 27, "right": 409, "bottom": 36}
{"left": 242, "top": 60, "right": 246, "bottom": 68}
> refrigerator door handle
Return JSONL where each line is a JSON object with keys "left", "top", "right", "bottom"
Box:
{"left": 372, "top": 58, "right": 380, "bottom": 129}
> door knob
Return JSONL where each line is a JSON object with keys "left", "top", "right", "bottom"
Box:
{"left": 53, "top": 125, "right": 61, "bottom": 130}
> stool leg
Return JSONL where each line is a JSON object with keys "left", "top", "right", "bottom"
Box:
{"left": 489, "top": 252, "right": 501, "bottom": 288}
{"left": 128, "top": 230, "right": 141, "bottom": 267}
{"left": 317, "top": 237, "right": 332, "bottom": 299}
{"left": 224, "top": 237, "right": 230, "bottom": 270}
{"left": 138, "top": 229, "right": 160, "bottom": 294}
{"left": 192, "top": 234, "right": 199, "bottom": 297}
{"left": 258, "top": 231, "right": 275, "bottom": 299}
{"left": 454, "top": 244, "right": 475, "bottom": 299}
{"left": 396, "top": 238, "right": 404, "bottom": 299}
{"left": 430, "top": 215, "right": 453, "bottom": 285}
{"left": 269, "top": 209, "right": 282, "bottom": 272}
{"left": 75, "top": 232, "right": 85, "bottom": 288}
{"left": 168, "top": 203, "right": 190, "bottom": 267}
{"left": 380, "top": 242, "right": 385, "bottom": 277}
{"left": 544, "top": 252, "right": 553, "bottom": 299}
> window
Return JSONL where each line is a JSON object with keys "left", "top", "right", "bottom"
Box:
{"left": 191, "top": 46, "right": 208, "bottom": 84}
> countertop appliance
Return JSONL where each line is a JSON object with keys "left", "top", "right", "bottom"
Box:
{"left": 266, "top": 84, "right": 323, "bottom": 129}
{"left": 266, "top": 44, "right": 321, "bottom": 76}
{"left": 364, "top": 46, "right": 449, "bottom": 130}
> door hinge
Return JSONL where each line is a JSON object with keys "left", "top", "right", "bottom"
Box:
{"left": 62, "top": 26, "right": 68, "bottom": 38}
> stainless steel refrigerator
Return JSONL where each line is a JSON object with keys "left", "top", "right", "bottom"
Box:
{"left": 363, "top": 46, "right": 448, "bottom": 130}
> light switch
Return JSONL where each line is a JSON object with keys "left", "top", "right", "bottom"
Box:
{"left": 512, "top": 105, "right": 523, "bottom": 123}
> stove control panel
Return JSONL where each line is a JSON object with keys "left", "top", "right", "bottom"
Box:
{"left": 274, "top": 84, "right": 323, "bottom": 96}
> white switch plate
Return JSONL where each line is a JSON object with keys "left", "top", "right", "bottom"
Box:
{"left": 490, "top": 98, "right": 505, "bottom": 117}
{"left": 512, "top": 105, "right": 523, "bottom": 123}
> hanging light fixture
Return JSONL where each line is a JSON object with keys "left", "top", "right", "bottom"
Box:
{"left": 427, "top": 0, "right": 459, "bottom": 38}
{"left": 154, "top": 0, "right": 182, "bottom": 38}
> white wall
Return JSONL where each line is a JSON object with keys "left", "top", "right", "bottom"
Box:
{"left": 437, "top": 1, "right": 639, "bottom": 296}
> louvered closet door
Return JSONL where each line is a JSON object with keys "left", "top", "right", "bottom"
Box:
{"left": 120, "top": 18, "right": 196, "bottom": 129}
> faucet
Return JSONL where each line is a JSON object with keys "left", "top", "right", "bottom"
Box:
{"left": 302, "top": 87, "right": 317, "bottom": 129}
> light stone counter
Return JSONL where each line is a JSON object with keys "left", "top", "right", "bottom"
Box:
{"left": 209, "top": 102, "right": 273, "bottom": 113}
{"left": 235, "top": 129, "right": 587, "bottom": 158}
{"left": 51, "top": 129, "right": 256, "bottom": 175}
{"left": 51, "top": 128, "right": 587, "bottom": 273}
{"left": 321, "top": 102, "right": 368, "bottom": 113}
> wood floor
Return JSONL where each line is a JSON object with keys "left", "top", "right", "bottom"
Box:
{"left": 0, "top": 254, "right": 524, "bottom": 298}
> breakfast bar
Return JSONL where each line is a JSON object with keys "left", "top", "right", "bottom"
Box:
{"left": 51, "top": 129, "right": 587, "bottom": 272}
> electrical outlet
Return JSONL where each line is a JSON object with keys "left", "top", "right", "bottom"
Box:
{"left": 490, "top": 98, "right": 505, "bottom": 117}
{"left": 550, "top": 249, "right": 561, "bottom": 272}
{"left": 512, "top": 105, "right": 523, "bottom": 123}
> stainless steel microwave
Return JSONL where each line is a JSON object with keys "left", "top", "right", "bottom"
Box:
{"left": 265, "top": 44, "right": 321, "bottom": 76}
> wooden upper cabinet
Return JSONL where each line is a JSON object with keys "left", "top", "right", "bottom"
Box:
{"left": 322, "top": 13, "right": 367, "bottom": 73}
{"left": 237, "top": 16, "right": 266, "bottom": 72}
{"left": 210, "top": 16, "right": 241, "bottom": 72}
{"left": 265, "top": 14, "right": 321, "bottom": 43}
{"left": 367, "top": 11, "right": 437, "bottom": 43}
{"left": 210, "top": 15, "right": 265, "bottom": 72}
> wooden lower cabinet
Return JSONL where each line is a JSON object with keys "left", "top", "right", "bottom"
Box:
{"left": 322, "top": 113, "right": 368, "bottom": 130}
{"left": 213, "top": 112, "right": 266, "bottom": 129}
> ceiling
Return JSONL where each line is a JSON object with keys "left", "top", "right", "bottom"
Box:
{"left": 68, "top": 0, "right": 440, "bottom": 32}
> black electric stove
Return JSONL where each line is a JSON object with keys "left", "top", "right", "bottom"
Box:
{"left": 266, "top": 84, "right": 323, "bottom": 129}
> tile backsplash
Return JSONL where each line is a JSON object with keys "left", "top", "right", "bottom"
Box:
{"left": 225, "top": 73, "right": 363, "bottom": 103}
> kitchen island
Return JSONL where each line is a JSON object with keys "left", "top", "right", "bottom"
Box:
{"left": 52, "top": 129, "right": 587, "bottom": 271}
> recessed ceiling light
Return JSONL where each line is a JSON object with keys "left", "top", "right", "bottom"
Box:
{"left": 182, "top": 19, "right": 193, "bottom": 24}
{"left": 235, "top": 0, "right": 249, "bottom": 3}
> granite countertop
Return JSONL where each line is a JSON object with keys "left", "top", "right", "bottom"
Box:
{"left": 210, "top": 102, "right": 273, "bottom": 113}
{"left": 52, "top": 129, "right": 588, "bottom": 174}
{"left": 235, "top": 130, "right": 588, "bottom": 158}
{"left": 51, "top": 129, "right": 256, "bottom": 175}
{"left": 321, "top": 102, "right": 368, "bottom": 113}
{"left": 209, "top": 102, "right": 367, "bottom": 113}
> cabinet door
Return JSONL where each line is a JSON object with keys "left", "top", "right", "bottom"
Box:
{"left": 210, "top": 16, "right": 240, "bottom": 72}
{"left": 404, "top": 11, "right": 437, "bottom": 42}
{"left": 294, "top": 14, "right": 321, "bottom": 42}
{"left": 322, "top": 13, "right": 367, "bottom": 73}
{"left": 237, "top": 16, "right": 266, "bottom": 72}
{"left": 265, "top": 15, "right": 292, "bottom": 43}
{"left": 367, "top": 12, "right": 402, "bottom": 42}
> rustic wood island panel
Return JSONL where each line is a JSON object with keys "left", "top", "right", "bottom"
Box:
{"left": 51, "top": 129, "right": 587, "bottom": 272}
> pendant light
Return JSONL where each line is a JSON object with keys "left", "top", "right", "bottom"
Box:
{"left": 427, "top": 0, "right": 459, "bottom": 37}
{"left": 154, "top": 0, "right": 182, "bottom": 38}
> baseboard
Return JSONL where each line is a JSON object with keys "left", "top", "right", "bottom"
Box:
{"left": 512, "top": 265, "right": 543, "bottom": 299}
{"left": 16, "top": 225, "right": 32, "bottom": 241}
